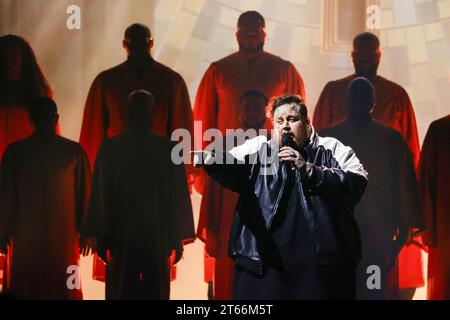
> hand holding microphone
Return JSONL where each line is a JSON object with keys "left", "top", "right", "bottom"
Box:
{"left": 278, "top": 133, "right": 306, "bottom": 171}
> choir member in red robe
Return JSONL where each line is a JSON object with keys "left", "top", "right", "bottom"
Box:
{"left": 313, "top": 32, "right": 424, "bottom": 293}
{"left": 0, "top": 97, "right": 91, "bottom": 299}
{"left": 419, "top": 115, "right": 450, "bottom": 300}
{"left": 197, "top": 90, "right": 270, "bottom": 299}
{"left": 193, "top": 12, "right": 305, "bottom": 296}
{"left": 83, "top": 90, "right": 195, "bottom": 299}
{"left": 0, "top": 34, "right": 53, "bottom": 288}
{"left": 193, "top": 11, "right": 306, "bottom": 195}
{"left": 79, "top": 24, "right": 194, "bottom": 282}
{"left": 321, "top": 78, "right": 424, "bottom": 299}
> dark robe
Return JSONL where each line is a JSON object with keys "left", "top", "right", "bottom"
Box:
{"left": 83, "top": 130, "right": 195, "bottom": 300}
{"left": 0, "top": 134, "right": 91, "bottom": 299}
{"left": 79, "top": 58, "right": 194, "bottom": 282}
{"left": 419, "top": 115, "right": 450, "bottom": 300}
{"left": 321, "top": 119, "right": 424, "bottom": 299}
{"left": 314, "top": 75, "right": 424, "bottom": 289}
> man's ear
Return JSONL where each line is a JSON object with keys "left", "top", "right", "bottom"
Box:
{"left": 122, "top": 40, "right": 127, "bottom": 50}
{"left": 149, "top": 38, "right": 154, "bottom": 50}
{"left": 262, "top": 28, "right": 267, "bottom": 43}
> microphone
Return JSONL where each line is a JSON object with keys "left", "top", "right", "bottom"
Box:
{"left": 281, "top": 132, "right": 295, "bottom": 149}
{"left": 281, "top": 133, "right": 296, "bottom": 176}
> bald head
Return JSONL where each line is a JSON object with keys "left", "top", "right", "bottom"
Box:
{"left": 123, "top": 23, "right": 153, "bottom": 58}
{"left": 237, "top": 11, "right": 265, "bottom": 28}
{"left": 347, "top": 77, "right": 375, "bottom": 119}
{"left": 236, "top": 11, "right": 266, "bottom": 53}
{"left": 352, "top": 32, "right": 381, "bottom": 79}
{"left": 124, "top": 23, "right": 151, "bottom": 40}
{"left": 353, "top": 32, "right": 380, "bottom": 50}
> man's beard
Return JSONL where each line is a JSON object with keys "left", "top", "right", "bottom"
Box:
{"left": 238, "top": 42, "right": 264, "bottom": 53}
{"left": 355, "top": 63, "right": 379, "bottom": 79}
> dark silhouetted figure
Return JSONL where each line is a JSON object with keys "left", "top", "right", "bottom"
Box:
{"left": 84, "top": 90, "right": 195, "bottom": 300}
{"left": 321, "top": 77, "right": 424, "bottom": 299}
{"left": 419, "top": 115, "right": 450, "bottom": 300}
{"left": 197, "top": 90, "right": 269, "bottom": 300}
{"left": 0, "top": 97, "right": 91, "bottom": 299}
{"left": 79, "top": 23, "right": 194, "bottom": 281}
{"left": 314, "top": 32, "right": 424, "bottom": 294}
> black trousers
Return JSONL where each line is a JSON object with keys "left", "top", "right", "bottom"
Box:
{"left": 233, "top": 263, "right": 356, "bottom": 300}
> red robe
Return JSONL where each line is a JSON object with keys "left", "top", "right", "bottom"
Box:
{"left": 79, "top": 58, "right": 193, "bottom": 283}
{"left": 419, "top": 115, "right": 450, "bottom": 300}
{"left": 313, "top": 74, "right": 424, "bottom": 289}
{"left": 194, "top": 51, "right": 305, "bottom": 299}
{"left": 0, "top": 134, "right": 91, "bottom": 299}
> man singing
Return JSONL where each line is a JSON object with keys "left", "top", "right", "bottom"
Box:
{"left": 195, "top": 94, "right": 368, "bottom": 299}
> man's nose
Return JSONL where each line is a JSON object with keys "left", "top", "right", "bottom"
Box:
{"left": 282, "top": 120, "right": 291, "bottom": 131}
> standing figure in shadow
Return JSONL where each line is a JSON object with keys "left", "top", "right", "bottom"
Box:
{"left": 0, "top": 34, "right": 54, "bottom": 290}
{"left": 0, "top": 97, "right": 91, "bottom": 299}
{"left": 83, "top": 90, "right": 195, "bottom": 300}
{"left": 419, "top": 115, "right": 450, "bottom": 300}
{"left": 321, "top": 77, "right": 423, "bottom": 299}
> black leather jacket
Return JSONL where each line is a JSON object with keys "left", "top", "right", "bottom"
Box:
{"left": 204, "top": 129, "right": 368, "bottom": 276}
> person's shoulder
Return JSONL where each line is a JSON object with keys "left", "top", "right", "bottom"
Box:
{"left": 319, "top": 120, "right": 346, "bottom": 137}
{"left": 317, "top": 133, "right": 344, "bottom": 151}
{"left": 152, "top": 59, "right": 185, "bottom": 82}
{"left": 377, "top": 76, "right": 408, "bottom": 95}
{"left": 97, "top": 62, "right": 127, "bottom": 78}
{"left": 372, "top": 120, "right": 406, "bottom": 143}
{"left": 89, "top": 62, "right": 127, "bottom": 86}
{"left": 149, "top": 132, "right": 173, "bottom": 147}
{"left": 430, "top": 114, "right": 450, "bottom": 130}
{"left": 326, "top": 75, "right": 354, "bottom": 89}
{"left": 211, "top": 52, "right": 240, "bottom": 68}
{"left": 55, "top": 136, "right": 90, "bottom": 156}
{"left": 2, "top": 136, "right": 31, "bottom": 157}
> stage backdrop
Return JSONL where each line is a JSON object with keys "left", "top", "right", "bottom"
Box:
{"left": 1, "top": 0, "right": 449, "bottom": 299}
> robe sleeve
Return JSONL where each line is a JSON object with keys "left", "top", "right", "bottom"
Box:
{"left": 419, "top": 123, "right": 437, "bottom": 247}
{"left": 169, "top": 159, "right": 195, "bottom": 247}
{"left": 75, "top": 147, "right": 92, "bottom": 234}
{"left": 193, "top": 64, "right": 218, "bottom": 151}
{"left": 0, "top": 145, "right": 17, "bottom": 246}
{"left": 82, "top": 140, "right": 113, "bottom": 258}
{"left": 394, "top": 135, "right": 424, "bottom": 231}
{"left": 313, "top": 83, "right": 333, "bottom": 132}
{"left": 79, "top": 74, "right": 109, "bottom": 169}
{"left": 192, "top": 64, "right": 219, "bottom": 194}
{"left": 286, "top": 62, "right": 306, "bottom": 102}
{"left": 169, "top": 73, "right": 195, "bottom": 190}
{"left": 399, "top": 89, "right": 421, "bottom": 169}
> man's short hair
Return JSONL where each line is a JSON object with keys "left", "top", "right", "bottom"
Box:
{"left": 28, "top": 96, "right": 58, "bottom": 121}
{"left": 126, "top": 90, "right": 154, "bottom": 127}
{"left": 347, "top": 77, "right": 376, "bottom": 105}
{"left": 267, "top": 94, "right": 308, "bottom": 122}
{"left": 353, "top": 32, "right": 380, "bottom": 49}
{"left": 124, "top": 23, "right": 151, "bottom": 40}
{"left": 237, "top": 11, "right": 265, "bottom": 28}
{"left": 239, "top": 90, "right": 268, "bottom": 106}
